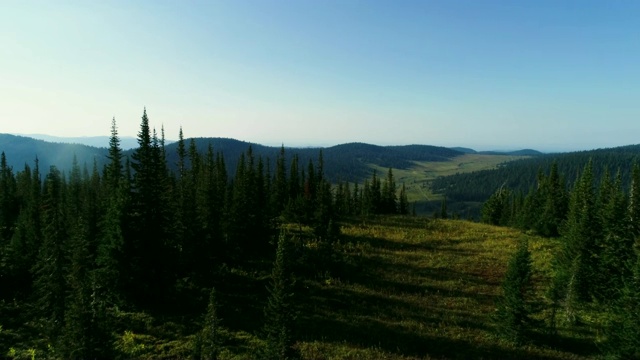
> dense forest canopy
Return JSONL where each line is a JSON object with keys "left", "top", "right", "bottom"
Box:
{"left": 0, "top": 111, "right": 412, "bottom": 359}
{"left": 434, "top": 145, "right": 640, "bottom": 203}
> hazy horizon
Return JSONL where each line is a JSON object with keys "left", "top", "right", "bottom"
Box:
{"left": 6, "top": 131, "right": 630, "bottom": 154}
{"left": 2, "top": 1, "right": 640, "bottom": 152}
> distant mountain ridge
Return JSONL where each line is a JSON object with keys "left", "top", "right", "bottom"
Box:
{"left": 449, "top": 147, "right": 543, "bottom": 156}
{"left": 0, "top": 133, "right": 548, "bottom": 183}
{"left": 14, "top": 134, "right": 145, "bottom": 150}
{"left": 1, "top": 134, "right": 463, "bottom": 182}
{"left": 0, "top": 134, "right": 108, "bottom": 174}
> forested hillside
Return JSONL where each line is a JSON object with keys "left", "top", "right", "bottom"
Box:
{"left": 433, "top": 145, "right": 640, "bottom": 203}
{"left": 477, "top": 160, "right": 640, "bottom": 359}
{"left": 0, "top": 134, "right": 109, "bottom": 175}
{"left": 0, "top": 133, "right": 463, "bottom": 185}
{"left": 1, "top": 112, "right": 639, "bottom": 359}
{"left": 0, "top": 112, "right": 412, "bottom": 359}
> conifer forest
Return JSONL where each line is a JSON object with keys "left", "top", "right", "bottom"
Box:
{"left": 0, "top": 110, "right": 639, "bottom": 359}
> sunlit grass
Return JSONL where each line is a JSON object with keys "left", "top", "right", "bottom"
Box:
{"left": 369, "top": 154, "right": 528, "bottom": 203}
{"left": 76, "top": 216, "right": 598, "bottom": 359}
{"left": 286, "top": 217, "right": 596, "bottom": 359}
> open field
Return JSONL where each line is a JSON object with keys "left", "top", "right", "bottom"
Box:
{"left": 211, "top": 217, "right": 598, "bottom": 360}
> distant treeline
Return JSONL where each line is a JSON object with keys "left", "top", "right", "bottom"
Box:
{"left": 433, "top": 145, "right": 640, "bottom": 203}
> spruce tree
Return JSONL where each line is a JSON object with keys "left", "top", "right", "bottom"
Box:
{"left": 629, "top": 162, "right": 640, "bottom": 240}
{"left": 398, "top": 183, "right": 409, "bottom": 215}
{"left": 199, "top": 287, "right": 222, "bottom": 360}
{"left": 494, "top": 239, "right": 533, "bottom": 344}
{"left": 262, "top": 232, "right": 297, "bottom": 360}
{"left": 381, "top": 168, "right": 397, "bottom": 214}
{"left": 129, "top": 108, "right": 173, "bottom": 307}
{"left": 482, "top": 187, "right": 511, "bottom": 225}
{"left": 603, "top": 253, "right": 640, "bottom": 359}
{"left": 597, "top": 170, "right": 633, "bottom": 301}
{"left": 32, "top": 166, "right": 67, "bottom": 346}
{"left": 537, "top": 162, "right": 568, "bottom": 237}
{"left": 0, "top": 152, "right": 18, "bottom": 296}
{"left": 553, "top": 160, "right": 600, "bottom": 321}
{"left": 6, "top": 160, "right": 41, "bottom": 298}
{"left": 440, "top": 197, "right": 448, "bottom": 219}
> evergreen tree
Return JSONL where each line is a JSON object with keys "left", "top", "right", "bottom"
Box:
{"left": 537, "top": 162, "right": 568, "bottom": 237}
{"left": 597, "top": 170, "right": 633, "bottom": 301}
{"left": 398, "top": 183, "right": 409, "bottom": 215}
{"left": 0, "top": 152, "right": 18, "bottom": 296}
{"left": 272, "top": 146, "right": 288, "bottom": 214}
{"left": 32, "top": 166, "right": 67, "bottom": 346}
{"left": 6, "top": 160, "right": 41, "bottom": 298}
{"left": 440, "top": 197, "right": 448, "bottom": 219}
{"left": 199, "top": 287, "right": 222, "bottom": 360}
{"left": 494, "top": 239, "right": 534, "bottom": 344}
{"left": 105, "top": 117, "right": 123, "bottom": 190}
{"left": 370, "top": 170, "right": 382, "bottom": 214}
{"left": 381, "top": 168, "right": 397, "bottom": 214}
{"left": 0, "top": 151, "right": 18, "bottom": 248}
{"left": 262, "top": 232, "right": 297, "bottom": 360}
{"left": 553, "top": 160, "right": 600, "bottom": 321}
{"left": 603, "top": 253, "right": 640, "bottom": 359}
{"left": 482, "top": 187, "right": 511, "bottom": 225}
{"left": 629, "top": 162, "right": 640, "bottom": 241}
{"left": 129, "top": 109, "right": 173, "bottom": 307}
{"left": 62, "top": 212, "right": 97, "bottom": 358}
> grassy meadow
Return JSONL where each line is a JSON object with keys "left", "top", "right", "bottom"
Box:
{"left": 199, "top": 217, "right": 599, "bottom": 360}
{"left": 377, "top": 154, "right": 528, "bottom": 204}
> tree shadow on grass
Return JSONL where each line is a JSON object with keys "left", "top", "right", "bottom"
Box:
{"left": 295, "top": 305, "right": 565, "bottom": 360}
{"left": 339, "top": 232, "right": 479, "bottom": 260}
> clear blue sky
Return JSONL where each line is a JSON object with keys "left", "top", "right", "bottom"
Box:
{"left": 2, "top": 0, "right": 640, "bottom": 151}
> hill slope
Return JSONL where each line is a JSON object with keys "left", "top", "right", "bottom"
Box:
{"left": 158, "top": 138, "right": 464, "bottom": 182}
{"left": 0, "top": 134, "right": 464, "bottom": 182}
{"left": 433, "top": 144, "right": 640, "bottom": 203}
{"left": 0, "top": 134, "right": 109, "bottom": 173}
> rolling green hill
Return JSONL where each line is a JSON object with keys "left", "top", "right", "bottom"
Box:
{"left": 433, "top": 144, "right": 640, "bottom": 204}
{"left": 1, "top": 134, "right": 469, "bottom": 183}
{"left": 0, "top": 134, "right": 109, "bottom": 174}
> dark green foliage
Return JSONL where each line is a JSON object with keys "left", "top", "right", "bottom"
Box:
{"left": 596, "top": 170, "right": 634, "bottom": 301}
{"left": 197, "top": 287, "right": 222, "bottom": 360}
{"left": 32, "top": 166, "right": 67, "bottom": 344}
{"left": 398, "top": 183, "right": 409, "bottom": 215}
{"left": 535, "top": 163, "right": 568, "bottom": 237}
{"left": 629, "top": 163, "right": 640, "bottom": 239}
{"left": 494, "top": 239, "right": 534, "bottom": 344}
{"left": 602, "top": 253, "right": 640, "bottom": 359}
{"left": 128, "top": 109, "right": 176, "bottom": 307}
{"left": 262, "top": 232, "right": 298, "bottom": 360}
{"left": 0, "top": 113, "right": 353, "bottom": 358}
{"left": 434, "top": 144, "right": 640, "bottom": 204}
{"left": 440, "top": 197, "right": 448, "bottom": 219}
{"left": 10, "top": 111, "right": 640, "bottom": 359}
{"left": 482, "top": 187, "right": 511, "bottom": 225}
{"left": 381, "top": 168, "right": 397, "bottom": 214}
{"left": 557, "top": 161, "right": 600, "bottom": 306}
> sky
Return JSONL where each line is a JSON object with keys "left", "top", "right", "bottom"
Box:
{"left": 2, "top": 0, "right": 640, "bottom": 152}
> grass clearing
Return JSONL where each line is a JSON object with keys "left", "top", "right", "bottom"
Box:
{"left": 370, "top": 154, "right": 528, "bottom": 203}
{"left": 287, "top": 217, "right": 597, "bottom": 359}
